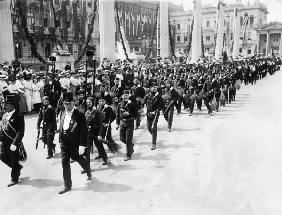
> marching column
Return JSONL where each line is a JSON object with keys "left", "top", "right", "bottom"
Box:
{"left": 99, "top": 0, "right": 115, "bottom": 61}
{"left": 214, "top": 0, "right": 225, "bottom": 60}
{"left": 190, "top": 0, "right": 202, "bottom": 63}
{"left": 0, "top": 0, "right": 15, "bottom": 63}
{"left": 160, "top": 0, "right": 169, "bottom": 58}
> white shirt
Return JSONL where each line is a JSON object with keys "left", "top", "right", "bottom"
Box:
{"left": 63, "top": 108, "right": 75, "bottom": 131}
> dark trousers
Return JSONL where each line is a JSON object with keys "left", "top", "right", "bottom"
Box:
{"left": 185, "top": 95, "right": 196, "bottom": 114}
{"left": 147, "top": 111, "right": 159, "bottom": 145}
{"left": 135, "top": 109, "right": 142, "bottom": 128}
{"left": 203, "top": 94, "right": 212, "bottom": 114}
{"left": 164, "top": 106, "right": 174, "bottom": 129}
{"left": 0, "top": 143, "right": 22, "bottom": 182}
{"left": 176, "top": 96, "right": 184, "bottom": 114}
{"left": 42, "top": 127, "right": 55, "bottom": 157}
{"left": 101, "top": 125, "right": 118, "bottom": 153}
{"left": 195, "top": 93, "right": 202, "bottom": 110}
{"left": 61, "top": 146, "right": 89, "bottom": 189}
{"left": 120, "top": 120, "right": 134, "bottom": 157}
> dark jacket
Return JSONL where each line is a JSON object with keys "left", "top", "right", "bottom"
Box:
{"left": 37, "top": 105, "right": 57, "bottom": 131}
{"left": 59, "top": 108, "right": 87, "bottom": 148}
{"left": 0, "top": 111, "right": 25, "bottom": 147}
{"left": 116, "top": 100, "right": 138, "bottom": 126}
{"left": 85, "top": 108, "right": 103, "bottom": 137}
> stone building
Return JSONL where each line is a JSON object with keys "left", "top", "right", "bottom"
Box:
{"left": 10, "top": 0, "right": 183, "bottom": 70}
{"left": 170, "top": 0, "right": 268, "bottom": 58}
{"left": 256, "top": 22, "right": 282, "bottom": 56}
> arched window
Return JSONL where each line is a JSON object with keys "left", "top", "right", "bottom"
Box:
{"left": 206, "top": 20, "right": 210, "bottom": 27}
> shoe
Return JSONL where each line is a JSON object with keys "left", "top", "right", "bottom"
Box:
{"left": 70, "top": 159, "right": 75, "bottom": 163}
{"left": 168, "top": 128, "right": 172, "bottom": 132}
{"left": 58, "top": 187, "right": 71, "bottom": 194}
{"left": 124, "top": 156, "right": 132, "bottom": 161}
{"left": 7, "top": 180, "right": 18, "bottom": 187}
{"left": 189, "top": 113, "right": 192, "bottom": 116}
{"left": 135, "top": 127, "right": 139, "bottom": 130}
{"left": 46, "top": 155, "right": 53, "bottom": 159}
{"left": 102, "top": 161, "right": 108, "bottom": 165}
{"left": 151, "top": 144, "right": 156, "bottom": 150}
{"left": 94, "top": 155, "right": 102, "bottom": 160}
{"left": 81, "top": 170, "right": 87, "bottom": 174}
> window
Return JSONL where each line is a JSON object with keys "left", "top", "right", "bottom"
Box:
{"left": 206, "top": 36, "right": 210, "bottom": 42}
{"left": 45, "top": 43, "right": 51, "bottom": 58}
{"left": 177, "top": 24, "right": 180, "bottom": 30}
{"left": 44, "top": 17, "right": 48, "bottom": 27}
{"left": 206, "top": 20, "right": 210, "bottom": 27}
{"left": 273, "top": 35, "right": 279, "bottom": 42}
{"left": 230, "top": 33, "right": 233, "bottom": 41}
{"left": 240, "top": 16, "right": 243, "bottom": 26}
{"left": 68, "top": 44, "right": 73, "bottom": 54}
{"left": 248, "top": 49, "right": 251, "bottom": 54}
{"left": 15, "top": 42, "right": 22, "bottom": 58}
{"left": 239, "top": 48, "right": 242, "bottom": 53}
{"left": 27, "top": 12, "right": 35, "bottom": 26}
{"left": 249, "top": 16, "right": 254, "bottom": 27}
{"left": 184, "top": 36, "right": 188, "bottom": 42}
{"left": 205, "top": 48, "right": 210, "bottom": 53}
{"left": 87, "top": 2, "right": 92, "bottom": 7}
{"left": 177, "top": 36, "right": 181, "bottom": 42}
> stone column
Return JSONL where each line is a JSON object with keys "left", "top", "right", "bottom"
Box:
{"left": 0, "top": 0, "right": 15, "bottom": 63}
{"left": 265, "top": 32, "right": 269, "bottom": 56}
{"left": 99, "top": 0, "right": 115, "bottom": 61}
{"left": 256, "top": 33, "right": 260, "bottom": 55}
{"left": 215, "top": 1, "right": 225, "bottom": 60}
{"left": 232, "top": 8, "right": 240, "bottom": 59}
{"left": 279, "top": 33, "right": 282, "bottom": 56}
{"left": 160, "top": 0, "right": 169, "bottom": 58}
{"left": 190, "top": 0, "right": 202, "bottom": 63}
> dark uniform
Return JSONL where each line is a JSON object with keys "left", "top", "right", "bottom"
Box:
{"left": 0, "top": 95, "right": 25, "bottom": 186}
{"left": 162, "top": 86, "right": 178, "bottom": 131}
{"left": 143, "top": 87, "right": 164, "bottom": 150}
{"left": 116, "top": 95, "right": 138, "bottom": 160}
{"left": 85, "top": 103, "right": 107, "bottom": 165}
{"left": 37, "top": 96, "right": 57, "bottom": 158}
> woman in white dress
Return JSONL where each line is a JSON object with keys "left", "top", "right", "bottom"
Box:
{"left": 32, "top": 78, "right": 42, "bottom": 112}
{"left": 23, "top": 74, "right": 34, "bottom": 112}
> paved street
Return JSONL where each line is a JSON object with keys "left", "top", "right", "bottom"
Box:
{"left": 1, "top": 71, "right": 282, "bottom": 215}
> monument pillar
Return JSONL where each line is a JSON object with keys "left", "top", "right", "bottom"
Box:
{"left": 160, "top": 0, "right": 169, "bottom": 58}
{"left": 99, "top": 0, "right": 115, "bottom": 61}
{"left": 0, "top": 0, "right": 15, "bottom": 63}
{"left": 215, "top": 0, "right": 225, "bottom": 60}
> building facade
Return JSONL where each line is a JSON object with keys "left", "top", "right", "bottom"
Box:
{"left": 170, "top": 0, "right": 268, "bottom": 58}
{"left": 256, "top": 22, "right": 282, "bottom": 56}
{"left": 10, "top": 0, "right": 183, "bottom": 70}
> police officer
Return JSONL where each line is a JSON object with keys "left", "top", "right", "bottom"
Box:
{"left": 116, "top": 90, "right": 138, "bottom": 161}
{"left": 0, "top": 95, "right": 25, "bottom": 187}
{"left": 143, "top": 83, "right": 164, "bottom": 150}
{"left": 37, "top": 96, "right": 57, "bottom": 159}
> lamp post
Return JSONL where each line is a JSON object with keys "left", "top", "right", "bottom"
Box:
{"left": 85, "top": 50, "right": 94, "bottom": 96}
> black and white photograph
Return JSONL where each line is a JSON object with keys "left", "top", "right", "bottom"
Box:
{"left": 0, "top": 0, "right": 282, "bottom": 214}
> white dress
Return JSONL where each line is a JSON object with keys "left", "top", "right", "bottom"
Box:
{"left": 23, "top": 80, "right": 33, "bottom": 112}
{"left": 32, "top": 83, "right": 41, "bottom": 104}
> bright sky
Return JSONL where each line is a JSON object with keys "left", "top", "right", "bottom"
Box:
{"left": 169, "top": 0, "right": 282, "bottom": 22}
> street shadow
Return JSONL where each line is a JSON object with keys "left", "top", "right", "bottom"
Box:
{"left": 73, "top": 179, "right": 132, "bottom": 193}
{"left": 19, "top": 177, "right": 63, "bottom": 188}
{"left": 92, "top": 163, "right": 137, "bottom": 173}
{"left": 157, "top": 127, "right": 201, "bottom": 132}
{"left": 133, "top": 152, "right": 169, "bottom": 161}
{"left": 158, "top": 141, "right": 198, "bottom": 150}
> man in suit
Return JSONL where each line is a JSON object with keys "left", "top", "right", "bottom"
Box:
{"left": 58, "top": 92, "right": 91, "bottom": 194}
{"left": 0, "top": 95, "right": 25, "bottom": 187}
{"left": 37, "top": 96, "right": 57, "bottom": 159}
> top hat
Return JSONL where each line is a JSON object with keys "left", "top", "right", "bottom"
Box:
{"left": 62, "top": 92, "right": 74, "bottom": 102}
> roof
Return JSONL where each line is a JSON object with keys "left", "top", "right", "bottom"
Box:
{"left": 256, "top": 22, "right": 282, "bottom": 32}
